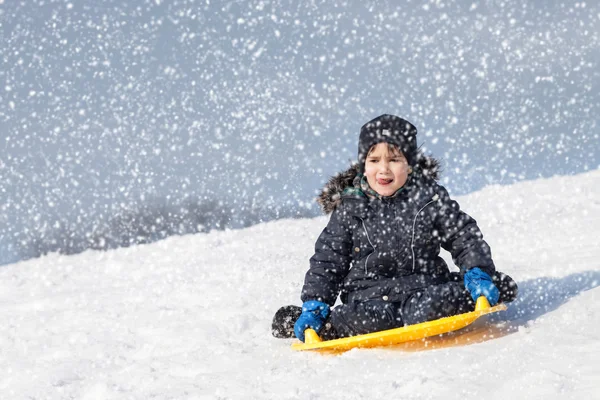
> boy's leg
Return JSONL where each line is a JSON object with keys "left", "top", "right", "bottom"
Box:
{"left": 271, "top": 301, "right": 404, "bottom": 340}
{"left": 328, "top": 300, "right": 404, "bottom": 338}
{"left": 401, "top": 282, "right": 474, "bottom": 326}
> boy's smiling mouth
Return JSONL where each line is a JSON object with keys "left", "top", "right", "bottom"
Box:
{"left": 377, "top": 178, "right": 393, "bottom": 185}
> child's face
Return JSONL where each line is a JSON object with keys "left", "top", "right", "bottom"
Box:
{"left": 364, "top": 143, "right": 410, "bottom": 196}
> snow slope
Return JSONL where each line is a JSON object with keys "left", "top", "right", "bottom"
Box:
{"left": 1, "top": 170, "right": 600, "bottom": 400}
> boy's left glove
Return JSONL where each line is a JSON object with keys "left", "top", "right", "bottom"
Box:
{"left": 293, "top": 300, "right": 330, "bottom": 342}
{"left": 464, "top": 267, "right": 500, "bottom": 306}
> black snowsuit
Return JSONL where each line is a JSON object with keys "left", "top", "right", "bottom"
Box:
{"left": 301, "top": 164, "right": 496, "bottom": 338}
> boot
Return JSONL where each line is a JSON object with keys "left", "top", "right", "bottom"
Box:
{"left": 492, "top": 271, "right": 518, "bottom": 303}
{"left": 271, "top": 305, "right": 301, "bottom": 338}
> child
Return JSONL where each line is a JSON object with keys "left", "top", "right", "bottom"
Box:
{"left": 272, "top": 114, "right": 517, "bottom": 341}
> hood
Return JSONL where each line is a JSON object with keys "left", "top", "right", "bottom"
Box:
{"left": 316, "top": 154, "right": 441, "bottom": 214}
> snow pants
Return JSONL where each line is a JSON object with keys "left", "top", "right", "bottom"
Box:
{"left": 326, "top": 281, "right": 474, "bottom": 339}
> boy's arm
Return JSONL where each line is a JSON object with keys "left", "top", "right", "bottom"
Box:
{"left": 434, "top": 186, "right": 496, "bottom": 276}
{"left": 301, "top": 205, "right": 353, "bottom": 305}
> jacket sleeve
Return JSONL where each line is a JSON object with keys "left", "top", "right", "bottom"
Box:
{"left": 434, "top": 185, "right": 496, "bottom": 276}
{"left": 300, "top": 204, "right": 353, "bottom": 305}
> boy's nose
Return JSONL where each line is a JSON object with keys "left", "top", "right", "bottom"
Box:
{"left": 379, "top": 161, "right": 391, "bottom": 171}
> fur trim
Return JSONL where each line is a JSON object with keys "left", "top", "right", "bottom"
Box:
{"left": 415, "top": 153, "right": 442, "bottom": 181}
{"left": 316, "top": 164, "right": 361, "bottom": 215}
{"left": 316, "top": 155, "right": 441, "bottom": 214}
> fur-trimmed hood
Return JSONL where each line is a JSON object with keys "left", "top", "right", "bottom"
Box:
{"left": 317, "top": 155, "right": 441, "bottom": 214}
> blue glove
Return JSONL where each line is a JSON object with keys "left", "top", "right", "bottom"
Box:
{"left": 293, "top": 300, "right": 330, "bottom": 342}
{"left": 464, "top": 267, "right": 500, "bottom": 306}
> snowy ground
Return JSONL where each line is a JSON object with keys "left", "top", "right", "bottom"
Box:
{"left": 1, "top": 170, "right": 600, "bottom": 400}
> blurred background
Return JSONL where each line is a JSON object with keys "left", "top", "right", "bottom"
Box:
{"left": 1, "top": 0, "right": 598, "bottom": 265}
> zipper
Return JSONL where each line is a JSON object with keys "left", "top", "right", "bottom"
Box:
{"left": 357, "top": 217, "right": 375, "bottom": 274}
{"left": 411, "top": 194, "right": 440, "bottom": 272}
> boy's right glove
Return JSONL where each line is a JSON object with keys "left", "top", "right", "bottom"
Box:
{"left": 464, "top": 267, "right": 500, "bottom": 306}
{"left": 293, "top": 300, "right": 330, "bottom": 342}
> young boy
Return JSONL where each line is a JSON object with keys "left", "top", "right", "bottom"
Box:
{"left": 272, "top": 114, "right": 517, "bottom": 341}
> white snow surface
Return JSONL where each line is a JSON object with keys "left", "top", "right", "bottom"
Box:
{"left": 2, "top": 171, "right": 600, "bottom": 400}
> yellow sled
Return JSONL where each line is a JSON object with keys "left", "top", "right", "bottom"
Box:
{"left": 291, "top": 296, "right": 507, "bottom": 352}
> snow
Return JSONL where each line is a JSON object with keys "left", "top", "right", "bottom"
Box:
{"left": 1, "top": 170, "right": 600, "bottom": 399}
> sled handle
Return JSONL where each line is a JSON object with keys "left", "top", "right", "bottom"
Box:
{"left": 304, "top": 329, "right": 323, "bottom": 344}
{"left": 475, "top": 296, "right": 491, "bottom": 311}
